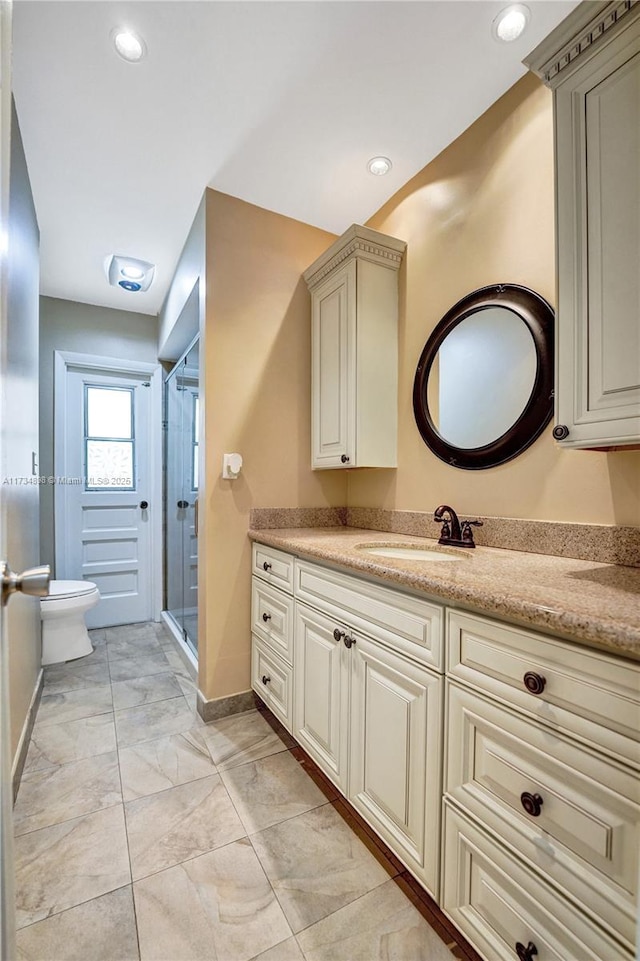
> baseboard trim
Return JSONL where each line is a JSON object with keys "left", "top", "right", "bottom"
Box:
{"left": 11, "top": 668, "right": 44, "bottom": 802}
{"left": 196, "top": 689, "right": 256, "bottom": 724}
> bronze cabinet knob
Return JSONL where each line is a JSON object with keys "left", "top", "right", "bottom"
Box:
{"left": 515, "top": 941, "right": 538, "bottom": 961}
{"left": 262, "top": 561, "right": 272, "bottom": 572}
{"left": 262, "top": 612, "right": 271, "bottom": 622}
{"left": 261, "top": 675, "right": 271, "bottom": 685}
{"left": 520, "top": 792, "right": 543, "bottom": 817}
{"left": 552, "top": 424, "right": 569, "bottom": 440}
{"left": 523, "top": 672, "right": 546, "bottom": 695}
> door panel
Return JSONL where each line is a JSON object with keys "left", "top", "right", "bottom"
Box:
{"left": 349, "top": 634, "right": 443, "bottom": 895}
{"left": 60, "top": 368, "right": 152, "bottom": 627}
{"left": 293, "top": 602, "right": 348, "bottom": 791}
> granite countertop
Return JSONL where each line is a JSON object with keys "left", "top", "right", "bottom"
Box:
{"left": 248, "top": 526, "right": 640, "bottom": 659}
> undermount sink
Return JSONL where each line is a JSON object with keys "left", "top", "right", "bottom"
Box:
{"left": 358, "top": 544, "right": 467, "bottom": 562}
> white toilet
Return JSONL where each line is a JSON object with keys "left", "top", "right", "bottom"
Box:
{"left": 40, "top": 580, "right": 101, "bottom": 666}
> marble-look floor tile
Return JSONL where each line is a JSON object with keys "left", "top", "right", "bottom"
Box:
{"left": 14, "top": 751, "right": 122, "bottom": 836}
{"left": 88, "top": 628, "right": 107, "bottom": 643}
{"left": 107, "top": 634, "right": 163, "bottom": 662}
{"left": 221, "top": 751, "right": 325, "bottom": 834}
{"left": 125, "top": 774, "right": 246, "bottom": 880}
{"left": 111, "top": 671, "right": 183, "bottom": 711}
{"left": 14, "top": 805, "right": 130, "bottom": 929}
{"left": 296, "top": 880, "right": 456, "bottom": 961}
{"left": 250, "top": 939, "right": 304, "bottom": 961}
{"left": 105, "top": 623, "right": 159, "bottom": 643}
{"left": 251, "top": 804, "right": 390, "bottom": 933}
{"left": 43, "top": 660, "right": 111, "bottom": 696}
{"left": 119, "top": 729, "right": 216, "bottom": 801}
{"left": 199, "top": 710, "right": 289, "bottom": 771}
{"left": 134, "top": 838, "right": 291, "bottom": 961}
{"left": 114, "top": 696, "right": 196, "bottom": 749}
{"left": 35, "top": 685, "right": 113, "bottom": 728}
{"left": 163, "top": 647, "right": 197, "bottom": 681}
{"left": 24, "top": 713, "right": 116, "bottom": 772}
{"left": 108, "top": 652, "right": 171, "bottom": 683}
{"left": 16, "top": 885, "right": 139, "bottom": 960}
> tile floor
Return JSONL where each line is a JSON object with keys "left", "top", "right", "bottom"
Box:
{"left": 13, "top": 622, "right": 477, "bottom": 961}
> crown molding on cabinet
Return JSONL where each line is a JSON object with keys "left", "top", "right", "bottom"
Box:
{"left": 524, "top": 0, "right": 640, "bottom": 86}
{"left": 303, "top": 224, "right": 406, "bottom": 291}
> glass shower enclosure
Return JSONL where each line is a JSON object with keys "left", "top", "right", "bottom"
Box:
{"left": 164, "top": 337, "right": 199, "bottom": 657}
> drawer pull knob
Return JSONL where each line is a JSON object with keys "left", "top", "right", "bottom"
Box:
{"left": 520, "top": 792, "right": 543, "bottom": 817}
{"left": 341, "top": 454, "right": 350, "bottom": 463}
{"left": 262, "top": 612, "right": 271, "bottom": 622}
{"left": 262, "top": 561, "right": 272, "bottom": 572}
{"left": 332, "top": 628, "right": 356, "bottom": 649}
{"left": 515, "top": 942, "right": 538, "bottom": 961}
{"left": 261, "top": 675, "right": 271, "bottom": 685}
{"left": 523, "top": 672, "right": 546, "bottom": 695}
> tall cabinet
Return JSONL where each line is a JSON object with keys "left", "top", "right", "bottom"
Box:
{"left": 526, "top": 2, "right": 640, "bottom": 449}
{"left": 303, "top": 225, "right": 406, "bottom": 469}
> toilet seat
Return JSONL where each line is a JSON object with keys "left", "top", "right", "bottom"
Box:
{"left": 42, "top": 580, "right": 97, "bottom": 601}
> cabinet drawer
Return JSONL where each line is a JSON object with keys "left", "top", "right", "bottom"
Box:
{"left": 295, "top": 559, "right": 443, "bottom": 671}
{"left": 442, "top": 802, "right": 632, "bottom": 961}
{"left": 251, "top": 577, "right": 293, "bottom": 665}
{"left": 251, "top": 636, "right": 292, "bottom": 733}
{"left": 446, "top": 683, "right": 639, "bottom": 949}
{"left": 252, "top": 543, "right": 294, "bottom": 595}
{"left": 447, "top": 610, "right": 640, "bottom": 767}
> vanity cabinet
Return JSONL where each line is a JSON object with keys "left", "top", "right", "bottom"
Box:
{"left": 442, "top": 609, "right": 640, "bottom": 960}
{"left": 526, "top": 3, "right": 640, "bottom": 448}
{"left": 250, "top": 540, "right": 640, "bottom": 960}
{"left": 303, "top": 224, "right": 406, "bottom": 469}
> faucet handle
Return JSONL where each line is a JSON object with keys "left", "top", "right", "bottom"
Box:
{"left": 460, "top": 519, "right": 483, "bottom": 546}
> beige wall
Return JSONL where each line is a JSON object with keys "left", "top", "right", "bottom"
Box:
{"left": 6, "top": 104, "right": 41, "bottom": 760}
{"left": 39, "top": 296, "right": 159, "bottom": 573}
{"left": 199, "top": 190, "right": 344, "bottom": 700}
{"left": 346, "top": 73, "right": 640, "bottom": 527}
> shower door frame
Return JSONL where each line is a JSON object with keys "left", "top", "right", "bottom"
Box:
{"left": 162, "top": 334, "right": 200, "bottom": 664}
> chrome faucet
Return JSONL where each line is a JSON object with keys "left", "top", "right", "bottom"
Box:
{"left": 433, "top": 505, "right": 483, "bottom": 548}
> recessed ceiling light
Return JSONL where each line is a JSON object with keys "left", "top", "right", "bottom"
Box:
{"left": 492, "top": 4, "right": 530, "bottom": 42}
{"left": 112, "top": 28, "right": 146, "bottom": 63}
{"left": 105, "top": 255, "right": 155, "bottom": 292}
{"left": 368, "top": 156, "right": 392, "bottom": 177}
{"left": 121, "top": 264, "right": 145, "bottom": 281}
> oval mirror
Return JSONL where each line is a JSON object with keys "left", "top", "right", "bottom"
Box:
{"left": 413, "top": 284, "right": 554, "bottom": 469}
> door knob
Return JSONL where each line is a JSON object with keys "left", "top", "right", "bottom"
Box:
{"left": 1, "top": 563, "right": 50, "bottom": 607}
{"left": 177, "top": 500, "right": 189, "bottom": 509}
{"left": 140, "top": 500, "right": 149, "bottom": 510}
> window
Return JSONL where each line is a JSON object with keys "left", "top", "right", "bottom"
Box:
{"left": 85, "top": 385, "right": 135, "bottom": 489}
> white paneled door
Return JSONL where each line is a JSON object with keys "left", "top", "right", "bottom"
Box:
{"left": 56, "top": 357, "right": 160, "bottom": 628}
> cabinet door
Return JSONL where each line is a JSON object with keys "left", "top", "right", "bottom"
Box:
{"left": 293, "top": 603, "right": 349, "bottom": 791}
{"left": 349, "top": 634, "right": 443, "bottom": 896}
{"left": 555, "top": 25, "right": 640, "bottom": 446}
{"left": 311, "top": 260, "right": 356, "bottom": 468}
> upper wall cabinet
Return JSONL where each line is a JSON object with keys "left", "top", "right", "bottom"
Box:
{"left": 304, "top": 225, "right": 406, "bottom": 469}
{"left": 526, "top": 2, "right": 640, "bottom": 449}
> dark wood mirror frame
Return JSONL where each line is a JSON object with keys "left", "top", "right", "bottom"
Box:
{"left": 412, "top": 284, "right": 554, "bottom": 470}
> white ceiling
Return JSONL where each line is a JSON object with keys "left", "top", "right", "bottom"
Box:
{"left": 12, "top": 1, "right": 578, "bottom": 316}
